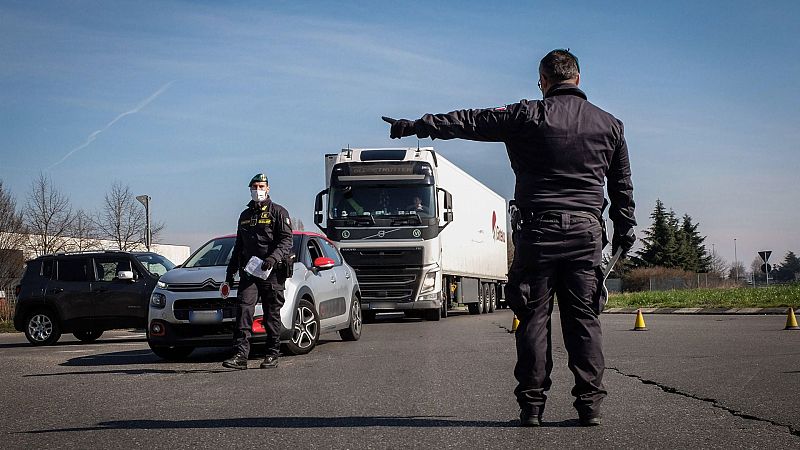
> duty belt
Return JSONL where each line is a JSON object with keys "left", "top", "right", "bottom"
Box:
{"left": 521, "top": 209, "right": 599, "bottom": 224}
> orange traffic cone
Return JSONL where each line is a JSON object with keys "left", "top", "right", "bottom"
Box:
{"left": 633, "top": 309, "right": 648, "bottom": 331}
{"left": 511, "top": 315, "right": 520, "bottom": 333}
{"left": 785, "top": 308, "right": 799, "bottom": 330}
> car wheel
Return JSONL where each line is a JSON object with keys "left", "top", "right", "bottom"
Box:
{"left": 73, "top": 330, "right": 103, "bottom": 343}
{"left": 24, "top": 309, "right": 61, "bottom": 346}
{"left": 149, "top": 343, "right": 194, "bottom": 361}
{"left": 339, "top": 296, "right": 362, "bottom": 341}
{"left": 284, "top": 299, "right": 320, "bottom": 355}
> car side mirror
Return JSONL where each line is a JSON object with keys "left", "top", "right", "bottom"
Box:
{"left": 117, "top": 271, "right": 135, "bottom": 281}
{"left": 313, "top": 257, "right": 335, "bottom": 270}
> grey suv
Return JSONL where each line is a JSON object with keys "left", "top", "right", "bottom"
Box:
{"left": 13, "top": 251, "right": 175, "bottom": 345}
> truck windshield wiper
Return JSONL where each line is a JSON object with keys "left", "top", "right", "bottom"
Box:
{"left": 389, "top": 213, "right": 422, "bottom": 225}
{"left": 347, "top": 215, "right": 376, "bottom": 226}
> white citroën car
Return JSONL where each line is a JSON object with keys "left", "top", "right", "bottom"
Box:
{"left": 147, "top": 231, "right": 362, "bottom": 360}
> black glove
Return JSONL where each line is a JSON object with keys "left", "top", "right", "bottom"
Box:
{"left": 261, "top": 258, "right": 275, "bottom": 271}
{"left": 612, "top": 228, "right": 636, "bottom": 258}
{"left": 225, "top": 272, "right": 235, "bottom": 286}
{"left": 382, "top": 116, "right": 418, "bottom": 139}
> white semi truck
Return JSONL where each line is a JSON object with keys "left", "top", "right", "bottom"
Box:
{"left": 314, "top": 147, "right": 508, "bottom": 321}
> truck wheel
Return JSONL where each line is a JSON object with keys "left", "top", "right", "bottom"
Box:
{"left": 479, "top": 284, "right": 487, "bottom": 314}
{"left": 488, "top": 284, "right": 496, "bottom": 313}
{"left": 440, "top": 283, "right": 448, "bottom": 318}
{"left": 424, "top": 308, "right": 441, "bottom": 321}
{"left": 25, "top": 309, "right": 62, "bottom": 346}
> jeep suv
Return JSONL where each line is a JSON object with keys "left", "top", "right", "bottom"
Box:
{"left": 147, "top": 231, "right": 362, "bottom": 360}
{"left": 14, "top": 251, "right": 175, "bottom": 345}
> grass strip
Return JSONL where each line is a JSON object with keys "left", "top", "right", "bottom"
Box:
{"left": 607, "top": 284, "right": 800, "bottom": 309}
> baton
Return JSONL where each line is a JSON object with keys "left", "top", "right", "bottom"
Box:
{"left": 601, "top": 228, "right": 634, "bottom": 310}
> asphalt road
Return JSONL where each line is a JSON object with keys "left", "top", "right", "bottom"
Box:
{"left": 1, "top": 310, "right": 798, "bottom": 449}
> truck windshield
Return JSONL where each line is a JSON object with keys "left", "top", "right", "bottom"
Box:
{"left": 329, "top": 185, "right": 435, "bottom": 219}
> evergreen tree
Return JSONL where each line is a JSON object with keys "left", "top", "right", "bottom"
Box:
{"left": 636, "top": 199, "right": 679, "bottom": 268}
{"left": 678, "top": 214, "right": 711, "bottom": 272}
{"left": 774, "top": 251, "right": 800, "bottom": 282}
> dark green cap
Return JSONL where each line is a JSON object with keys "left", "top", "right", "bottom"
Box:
{"left": 249, "top": 173, "right": 268, "bottom": 186}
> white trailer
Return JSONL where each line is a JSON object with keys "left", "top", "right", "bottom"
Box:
{"left": 315, "top": 147, "right": 508, "bottom": 321}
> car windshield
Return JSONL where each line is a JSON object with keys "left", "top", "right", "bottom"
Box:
{"left": 134, "top": 253, "right": 176, "bottom": 276}
{"left": 184, "top": 235, "right": 302, "bottom": 268}
{"left": 329, "top": 185, "right": 435, "bottom": 219}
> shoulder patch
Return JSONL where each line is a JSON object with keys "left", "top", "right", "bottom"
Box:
{"left": 286, "top": 217, "right": 291, "bottom": 225}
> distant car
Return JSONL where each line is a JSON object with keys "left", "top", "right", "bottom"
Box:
{"left": 13, "top": 251, "right": 175, "bottom": 345}
{"left": 147, "top": 231, "right": 362, "bottom": 360}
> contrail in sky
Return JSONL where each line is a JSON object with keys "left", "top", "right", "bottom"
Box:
{"left": 46, "top": 81, "right": 174, "bottom": 170}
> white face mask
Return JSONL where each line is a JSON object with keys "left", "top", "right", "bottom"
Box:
{"left": 250, "top": 189, "right": 267, "bottom": 202}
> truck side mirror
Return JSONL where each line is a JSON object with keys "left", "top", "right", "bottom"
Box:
{"left": 314, "top": 189, "right": 327, "bottom": 231}
{"left": 437, "top": 188, "right": 454, "bottom": 229}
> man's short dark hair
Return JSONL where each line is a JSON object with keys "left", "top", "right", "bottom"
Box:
{"left": 539, "top": 49, "right": 580, "bottom": 82}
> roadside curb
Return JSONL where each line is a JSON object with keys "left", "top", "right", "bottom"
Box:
{"left": 603, "top": 307, "right": 799, "bottom": 315}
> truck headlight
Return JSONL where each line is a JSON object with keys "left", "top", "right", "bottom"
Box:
{"left": 150, "top": 292, "right": 166, "bottom": 309}
{"left": 420, "top": 270, "right": 438, "bottom": 294}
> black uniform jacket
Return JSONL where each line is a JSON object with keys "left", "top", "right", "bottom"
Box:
{"left": 227, "top": 197, "right": 293, "bottom": 283}
{"left": 414, "top": 83, "right": 636, "bottom": 232}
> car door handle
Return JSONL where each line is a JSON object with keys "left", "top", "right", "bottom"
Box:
{"left": 330, "top": 277, "right": 336, "bottom": 283}
{"left": 48, "top": 288, "right": 63, "bottom": 294}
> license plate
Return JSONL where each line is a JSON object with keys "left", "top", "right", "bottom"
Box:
{"left": 189, "top": 310, "right": 223, "bottom": 323}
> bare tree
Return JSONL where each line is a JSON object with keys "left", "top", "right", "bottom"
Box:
{"left": 96, "top": 182, "right": 163, "bottom": 251}
{"left": 23, "top": 173, "right": 75, "bottom": 256}
{"left": 0, "top": 180, "right": 27, "bottom": 282}
{"left": 291, "top": 218, "right": 305, "bottom": 231}
{"left": 68, "top": 209, "right": 100, "bottom": 252}
{"left": 709, "top": 251, "right": 728, "bottom": 278}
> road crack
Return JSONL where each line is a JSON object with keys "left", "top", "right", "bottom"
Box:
{"left": 607, "top": 366, "right": 800, "bottom": 438}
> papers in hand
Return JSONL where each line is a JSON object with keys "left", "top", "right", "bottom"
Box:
{"left": 245, "top": 256, "right": 272, "bottom": 280}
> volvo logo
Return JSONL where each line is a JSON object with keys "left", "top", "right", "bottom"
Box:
{"left": 412, "top": 229, "right": 422, "bottom": 238}
{"left": 341, "top": 230, "right": 351, "bottom": 239}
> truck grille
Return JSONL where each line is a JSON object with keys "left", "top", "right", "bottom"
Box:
{"left": 354, "top": 268, "right": 421, "bottom": 303}
{"left": 173, "top": 298, "right": 238, "bottom": 320}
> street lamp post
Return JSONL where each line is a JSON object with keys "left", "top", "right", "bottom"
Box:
{"left": 734, "top": 238, "right": 738, "bottom": 282}
{"left": 136, "top": 195, "right": 151, "bottom": 251}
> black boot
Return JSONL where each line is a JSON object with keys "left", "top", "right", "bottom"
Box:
{"left": 260, "top": 355, "right": 279, "bottom": 369}
{"left": 519, "top": 406, "right": 542, "bottom": 427}
{"left": 222, "top": 353, "right": 248, "bottom": 370}
{"left": 579, "top": 415, "right": 602, "bottom": 427}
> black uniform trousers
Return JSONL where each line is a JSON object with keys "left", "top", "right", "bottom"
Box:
{"left": 234, "top": 273, "right": 285, "bottom": 357}
{"left": 506, "top": 212, "right": 607, "bottom": 419}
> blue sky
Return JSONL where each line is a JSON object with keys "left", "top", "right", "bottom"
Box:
{"left": 1, "top": 0, "right": 798, "bottom": 269}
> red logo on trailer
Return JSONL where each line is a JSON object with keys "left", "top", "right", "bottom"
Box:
{"left": 492, "top": 211, "right": 506, "bottom": 243}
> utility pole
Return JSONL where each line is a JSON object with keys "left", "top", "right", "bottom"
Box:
{"left": 734, "top": 238, "right": 738, "bottom": 282}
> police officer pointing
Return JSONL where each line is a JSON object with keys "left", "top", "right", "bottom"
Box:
{"left": 383, "top": 49, "right": 636, "bottom": 426}
{"left": 223, "top": 173, "right": 293, "bottom": 370}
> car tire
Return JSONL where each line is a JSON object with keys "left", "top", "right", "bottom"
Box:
{"left": 73, "top": 330, "right": 103, "bottom": 343}
{"left": 339, "top": 296, "right": 362, "bottom": 341}
{"left": 149, "top": 343, "right": 194, "bottom": 361}
{"left": 24, "top": 309, "right": 61, "bottom": 346}
{"left": 284, "top": 299, "right": 320, "bottom": 355}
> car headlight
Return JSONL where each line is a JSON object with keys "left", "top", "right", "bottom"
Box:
{"left": 419, "top": 270, "right": 438, "bottom": 294}
{"left": 157, "top": 281, "right": 167, "bottom": 289}
{"left": 150, "top": 292, "right": 166, "bottom": 309}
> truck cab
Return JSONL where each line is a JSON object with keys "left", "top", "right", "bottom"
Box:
{"left": 315, "top": 147, "right": 507, "bottom": 321}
